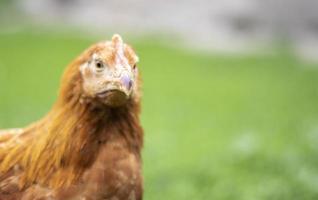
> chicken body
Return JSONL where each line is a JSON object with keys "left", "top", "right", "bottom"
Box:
{"left": 0, "top": 34, "right": 143, "bottom": 200}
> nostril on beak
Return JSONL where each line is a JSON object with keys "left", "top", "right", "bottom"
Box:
{"left": 121, "top": 74, "right": 132, "bottom": 90}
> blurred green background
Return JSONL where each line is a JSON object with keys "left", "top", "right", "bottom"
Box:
{"left": 1, "top": 0, "right": 318, "bottom": 199}
{"left": 1, "top": 29, "right": 318, "bottom": 200}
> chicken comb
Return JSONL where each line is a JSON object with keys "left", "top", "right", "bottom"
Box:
{"left": 112, "top": 34, "right": 129, "bottom": 66}
{"left": 112, "top": 34, "right": 124, "bottom": 55}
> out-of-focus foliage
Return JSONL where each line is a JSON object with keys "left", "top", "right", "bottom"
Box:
{"left": 0, "top": 30, "right": 318, "bottom": 200}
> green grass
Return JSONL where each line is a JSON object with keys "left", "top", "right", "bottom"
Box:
{"left": 1, "top": 29, "right": 318, "bottom": 199}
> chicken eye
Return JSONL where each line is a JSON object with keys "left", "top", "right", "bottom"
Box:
{"left": 95, "top": 61, "right": 104, "bottom": 70}
{"left": 95, "top": 60, "right": 105, "bottom": 71}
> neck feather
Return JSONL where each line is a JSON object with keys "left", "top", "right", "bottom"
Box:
{"left": 0, "top": 88, "right": 143, "bottom": 188}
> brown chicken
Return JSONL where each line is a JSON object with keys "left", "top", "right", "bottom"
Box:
{"left": 0, "top": 34, "right": 143, "bottom": 200}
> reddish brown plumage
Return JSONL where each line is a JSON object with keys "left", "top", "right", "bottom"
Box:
{"left": 0, "top": 35, "right": 143, "bottom": 200}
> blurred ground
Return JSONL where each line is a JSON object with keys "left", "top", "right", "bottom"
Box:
{"left": 0, "top": 29, "right": 318, "bottom": 199}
